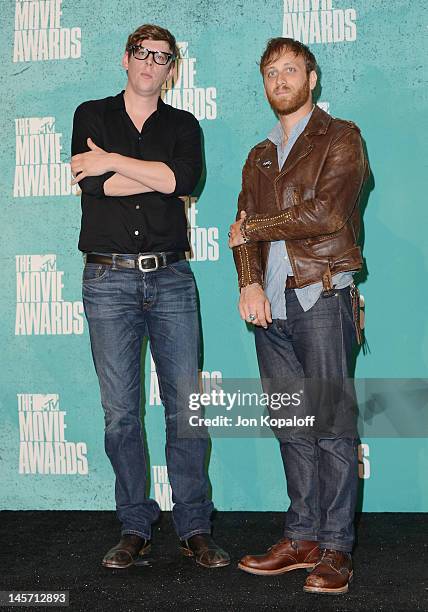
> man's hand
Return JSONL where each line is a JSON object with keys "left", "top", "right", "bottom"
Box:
{"left": 71, "top": 138, "right": 112, "bottom": 184}
{"left": 239, "top": 282, "right": 272, "bottom": 328}
{"left": 228, "top": 211, "right": 247, "bottom": 248}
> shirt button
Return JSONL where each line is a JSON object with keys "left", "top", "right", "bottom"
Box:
{"left": 134, "top": 230, "right": 139, "bottom": 236}
{"left": 136, "top": 205, "right": 140, "bottom": 209}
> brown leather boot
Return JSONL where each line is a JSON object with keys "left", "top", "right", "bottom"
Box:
{"left": 304, "top": 549, "right": 353, "bottom": 594}
{"left": 180, "top": 534, "right": 230, "bottom": 568}
{"left": 102, "top": 534, "right": 151, "bottom": 569}
{"left": 238, "top": 538, "right": 320, "bottom": 575}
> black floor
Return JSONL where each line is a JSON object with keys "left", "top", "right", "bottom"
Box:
{"left": 0, "top": 512, "right": 426, "bottom": 611}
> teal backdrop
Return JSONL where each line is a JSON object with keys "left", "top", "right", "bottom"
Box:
{"left": 1, "top": 0, "right": 427, "bottom": 513}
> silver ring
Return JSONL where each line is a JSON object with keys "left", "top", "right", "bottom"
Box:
{"left": 248, "top": 313, "right": 256, "bottom": 322}
{"left": 228, "top": 231, "right": 231, "bottom": 237}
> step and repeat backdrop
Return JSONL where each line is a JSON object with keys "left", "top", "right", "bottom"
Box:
{"left": 1, "top": 0, "right": 427, "bottom": 513}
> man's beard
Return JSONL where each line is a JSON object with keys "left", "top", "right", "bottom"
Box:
{"left": 267, "top": 77, "right": 310, "bottom": 116}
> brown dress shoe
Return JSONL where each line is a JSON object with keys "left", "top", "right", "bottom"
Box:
{"left": 304, "top": 549, "right": 353, "bottom": 594}
{"left": 180, "top": 534, "right": 230, "bottom": 568}
{"left": 102, "top": 534, "right": 151, "bottom": 569}
{"left": 238, "top": 538, "right": 320, "bottom": 575}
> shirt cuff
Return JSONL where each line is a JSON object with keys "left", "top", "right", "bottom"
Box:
{"left": 79, "top": 172, "right": 115, "bottom": 198}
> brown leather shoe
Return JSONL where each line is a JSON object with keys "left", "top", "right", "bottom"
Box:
{"left": 180, "top": 534, "right": 230, "bottom": 568}
{"left": 102, "top": 534, "right": 151, "bottom": 569}
{"left": 238, "top": 538, "right": 320, "bottom": 575}
{"left": 304, "top": 549, "right": 353, "bottom": 594}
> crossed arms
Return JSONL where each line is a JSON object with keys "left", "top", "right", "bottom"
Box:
{"left": 71, "top": 137, "right": 175, "bottom": 196}
{"left": 70, "top": 103, "right": 201, "bottom": 198}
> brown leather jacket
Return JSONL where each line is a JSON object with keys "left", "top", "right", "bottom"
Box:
{"left": 233, "top": 105, "right": 369, "bottom": 291}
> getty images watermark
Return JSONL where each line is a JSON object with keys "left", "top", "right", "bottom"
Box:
{"left": 174, "top": 384, "right": 324, "bottom": 439}
{"left": 177, "top": 378, "right": 428, "bottom": 439}
{"left": 188, "top": 389, "right": 315, "bottom": 430}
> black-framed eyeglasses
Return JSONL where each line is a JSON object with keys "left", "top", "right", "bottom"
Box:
{"left": 129, "top": 45, "right": 175, "bottom": 65}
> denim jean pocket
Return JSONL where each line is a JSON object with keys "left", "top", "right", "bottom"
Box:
{"left": 167, "top": 260, "right": 194, "bottom": 279}
{"left": 82, "top": 263, "right": 110, "bottom": 284}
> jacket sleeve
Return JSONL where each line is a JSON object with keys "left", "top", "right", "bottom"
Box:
{"left": 71, "top": 103, "right": 114, "bottom": 198}
{"left": 163, "top": 113, "right": 203, "bottom": 197}
{"left": 233, "top": 150, "right": 264, "bottom": 288}
{"left": 243, "top": 128, "right": 368, "bottom": 242}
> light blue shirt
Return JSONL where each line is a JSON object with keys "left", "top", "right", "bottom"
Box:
{"left": 264, "top": 109, "right": 353, "bottom": 319}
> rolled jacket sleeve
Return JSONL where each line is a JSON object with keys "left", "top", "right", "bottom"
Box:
{"left": 163, "top": 114, "right": 203, "bottom": 197}
{"left": 71, "top": 103, "right": 114, "bottom": 198}
{"left": 233, "top": 152, "right": 264, "bottom": 288}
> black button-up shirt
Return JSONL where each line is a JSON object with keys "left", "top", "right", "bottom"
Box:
{"left": 71, "top": 91, "right": 202, "bottom": 253}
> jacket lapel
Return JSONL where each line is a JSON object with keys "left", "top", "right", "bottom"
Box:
{"left": 275, "top": 105, "right": 331, "bottom": 178}
{"left": 255, "top": 106, "right": 332, "bottom": 181}
{"left": 278, "top": 134, "right": 313, "bottom": 178}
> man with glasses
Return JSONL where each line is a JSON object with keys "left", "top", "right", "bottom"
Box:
{"left": 71, "top": 23, "right": 229, "bottom": 570}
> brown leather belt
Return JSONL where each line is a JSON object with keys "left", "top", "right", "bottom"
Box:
{"left": 285, "top": 276, "right": 298, "bottom": 289}
{"left": 86, "top": 251, "right": 186, "bottom": 272}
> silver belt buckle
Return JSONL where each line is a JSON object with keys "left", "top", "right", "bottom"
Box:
{"left": 137, "top": 254, "right": 159, "bottom": 272}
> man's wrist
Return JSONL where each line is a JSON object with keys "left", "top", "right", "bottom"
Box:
{"left": 240, "top": 282, "right": 262, "bottom": 293}
{"left": 108, "top": 152, "right": 121, "bottom": 173}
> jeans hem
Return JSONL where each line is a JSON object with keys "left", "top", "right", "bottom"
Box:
{"left": 121, "top": 528, "right": 151, "bottom": 541}
{"left": 283, "top": 530, "right": 319, "bottom": 541}
{"left": 318, "top": 542, "right": 353, "bottom": 553}
{"left": 179, "top": 527, "right": 211, "bottom": 541}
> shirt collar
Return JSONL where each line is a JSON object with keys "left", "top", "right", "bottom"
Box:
{"left": 109, "top": 90, "right": 165, "bottom": 115}
{"left": 268, "top": 106, "right": 315, "bottom": 147}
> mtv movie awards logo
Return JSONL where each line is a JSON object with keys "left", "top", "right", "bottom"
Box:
{"left": 185, "top": 196, "right": 219, "bottom": 262}
{"left": 15, "top": 254, "right": 84, "bottom": 336}
{"left": 14, "top": 116, "right": 79, "bottom": 198}
{"left": 152, "top": 465, "right": 172, "bottom": 510}
{"left": 162, "top": 42, "right": 217, "bottom": 120}
{"left": 283, "top": 0, "right": 357, "bottom": 44}
{"left": 358, "top": 443, "right": 370, "bottom": 479}
{"left": 149, "top": 354, "right": 222, "bottom": 406}
{"left": 18, "top": 393, "right": 88, "bottom": 475}
{"left": 13, "top": 0, "right": 81, "bottom": 62}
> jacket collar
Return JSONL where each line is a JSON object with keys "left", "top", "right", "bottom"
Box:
{"left": 304, "top": 104, "right": 331, "bottom": 136}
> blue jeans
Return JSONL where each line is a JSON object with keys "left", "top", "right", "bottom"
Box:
{"left": 255, "top": 287, "right": 359, "bottom": 552}
{"left": 82, "top": 258, "right": 213, "bottom": 541}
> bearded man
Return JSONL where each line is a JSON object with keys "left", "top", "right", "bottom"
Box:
{"left": 229, "top": 37, "right": 368, "bottom": 594}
